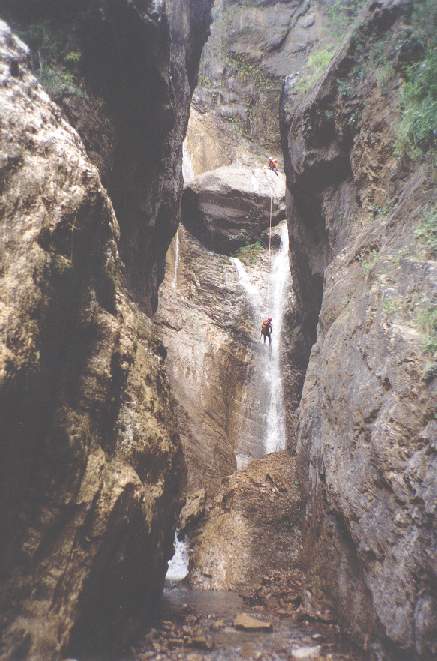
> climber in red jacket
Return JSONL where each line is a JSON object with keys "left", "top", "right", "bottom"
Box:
{"left": 268, "top": 157, "right": 279, "bottom": 176}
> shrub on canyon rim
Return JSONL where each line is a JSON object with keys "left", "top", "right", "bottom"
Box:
{"left": 396, "top": 49, "right": 437, "bottom": 158}
{"left": 296, "top": 48, "right": 335, "bottom": 94}
{"left": 395, "top": 0, "right": 437, "bottom": 159}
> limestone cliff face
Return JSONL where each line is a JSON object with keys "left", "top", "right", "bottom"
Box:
{"left": 281, "top": 0, "right": 436, "bottom": 657}
{"left": 0, "top": 2, "right": 211, "bottom": 656}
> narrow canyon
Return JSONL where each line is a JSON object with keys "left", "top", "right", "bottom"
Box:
{"left": 0, "top": 1, "right": 435, "bottom": 660}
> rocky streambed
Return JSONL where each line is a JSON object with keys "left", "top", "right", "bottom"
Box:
{"left": 127, "top": 583, "right": 364, "bottom": 661}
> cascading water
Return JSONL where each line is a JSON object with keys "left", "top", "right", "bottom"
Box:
{"left": 166, "top": 532, "right": 189, "bottom": 581}
{"left": 265, "top": 223, "right": 289, "bottom": 453}
{"left": 231, "top": 221, "right": 290, "bottom": 457}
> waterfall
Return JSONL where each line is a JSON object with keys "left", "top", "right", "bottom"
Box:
{"left": 265, "top": 223, "right": 289, "bottom": 453}
{"left": 166, "top": 533, "right": 189, "bottom": 581}
{"left": 229, "top": 257, "right": 263, "bottom": 314}
{"left": 231, "top": 222, "right": 290, "bottom": 457}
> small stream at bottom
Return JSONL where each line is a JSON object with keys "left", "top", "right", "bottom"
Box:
{"left": 129, "top": 583, "right": 363, "bottom": 660}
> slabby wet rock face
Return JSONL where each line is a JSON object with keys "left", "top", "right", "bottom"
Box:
{"left": 281, "top": 0, "right": 437, "bottom": 657}
{"left": 0, "top": 1, "right": 211, "bottom": 656}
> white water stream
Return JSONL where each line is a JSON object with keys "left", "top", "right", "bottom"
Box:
{"left": 166, "top": 532, "right": 189, "bottom": 581}
{"left": 231, "top": 222, "right": 290, "bottom": 456}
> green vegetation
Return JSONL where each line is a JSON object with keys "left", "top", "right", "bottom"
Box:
{"left": 371, "top": 202, "right": 392, "bottom": 219}
{"left": 326, "top": 0, "right": 367, "bottom": 37}
{"left": 360, "top": 248, "right": 379, "bottom": 274}
{"left": 16, "top": 20, "right": 85, "bottom": 99}
{"left": 234, "top": 241, "right": 263, "bottom": 265}
{"left": 296, "top": 48, "right": 335, "bottom": 94}
{"left": 383, "top": 298, "right": 398, "bottom": 315}
{"left": 337, "top": 61, "right": 366, "bottom": 98}
{"left": 375, "top": 64, "right": 395, "bottom": 90}
{"left": 227, "top": 52, "right": 278, "bottom": 92}
{"left": 395, "top": 0, "right": 437, "bottom": 159}
{"left": 395, "top": 49, "right": 437, "bottom": 158}
{"left": 39, "top": 67, "right": 85, "bottom": 98}
{"left": 417, "top": 306, "right": 437, "bottom": 356}
{"left": 198, "top": 73, "right": 214, "bottom": 89}
{"left": 64, "top": 50, "right": 82, "bottom": 65}
{"left": 415, "top": 205, "right": 437, "bottom": 258}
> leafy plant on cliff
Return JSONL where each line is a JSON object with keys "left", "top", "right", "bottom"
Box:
{"left": 415, "top": 205, "right": 437, "bottom": 258}
{"left": 395, "top": 49, "right": 437, "bottom": 158}
{"left": 360, "top": 248, "right": 379, "bottom": 274}
{"left": 227, "top": 52, "right": 278, "bottom": 92}
{"left": 326, "top": 0, "right": 367, "bottom": 38}
{"left": 234, "top": 241, "right": 263, "bottom": 265}
{"left": 296, "top": 48, "right": 335, "bottom": 94}
{"left": 16, "top": 20, "right": 85, "bottom": 99}
{"left": 395, "top": 1, "right": 437, "bottom": 158}
{"left": 417, "top": 306, "right": 437, "bottom": 357}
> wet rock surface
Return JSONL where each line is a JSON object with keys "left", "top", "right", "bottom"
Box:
{"left": 157, "top": 225, "right": 252, "bottom": 497}
{"left": 281, "top": 0, "right": 437, "bottom": 657}
{"left": 158, "top": 178, "right": 289, "bottom": 500}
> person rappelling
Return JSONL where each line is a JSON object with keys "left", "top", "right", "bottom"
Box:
{"left": 268, "top": 156, "right": 279, "bottom": 176}
{"left": 261, "top": 316, "right": 273, "bottom": 349}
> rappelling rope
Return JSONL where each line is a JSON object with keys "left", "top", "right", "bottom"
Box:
{"left": 266, "top": 175, "right": 275, "bottom": 312}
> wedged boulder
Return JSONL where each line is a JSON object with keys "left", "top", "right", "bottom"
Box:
{"left": 182, "top": 164, "right": 286, "bottom": 253}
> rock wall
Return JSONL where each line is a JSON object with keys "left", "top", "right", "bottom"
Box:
{"left": 2, "top": 0, "right": 212, "bottom": 313}
{"left": 0, "top": 0, "right": 211, "bottom": 656}
{"left": 281, "top": 0, "right": 436, "bottom": 657}
{"left": 194, "top": 0, "right": 324, "bottom": 149}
